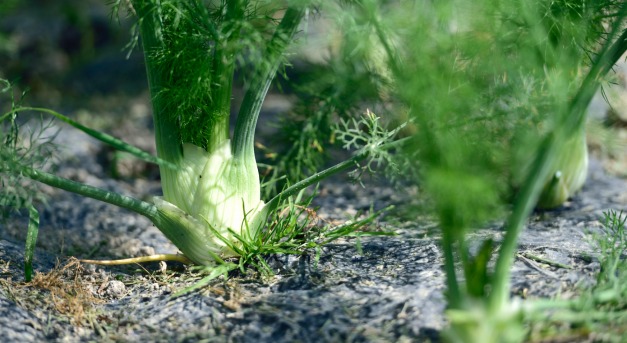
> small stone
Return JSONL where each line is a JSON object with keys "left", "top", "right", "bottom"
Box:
{"left": 102, "top": 280, "right": 126, "bottom": 299}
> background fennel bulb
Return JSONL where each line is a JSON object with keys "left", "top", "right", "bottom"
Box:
{"left": 536, "top": 129, "right": 589, "bottom": 209}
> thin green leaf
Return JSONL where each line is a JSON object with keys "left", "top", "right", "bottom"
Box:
{"left": 24, "top": 205, "right": 39, "bottom": 282}
{"left": 173, "top": 262, "right": 237, "bottom": 297}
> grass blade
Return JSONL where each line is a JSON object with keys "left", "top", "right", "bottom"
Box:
{"left": 24, "top": 205, "right": 39, "bottom": 282}
{"left": 173, "top": 263, "right": 237, "bottom": 297}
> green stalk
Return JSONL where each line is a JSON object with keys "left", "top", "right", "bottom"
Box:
{"left": 1, "top": 107, "right": 175, "bottom": 169}
{"left": 24, "top": 168, "right": 159, "bottom": 221}
{"left": 206, "top": 117, "right": 230, "bottom": 153}
{"left": 133, "top": 0, "right": 183, "bottom": 166}
{"left": 20, "top": 167, "right": 230, "bottom": 263}
{"left": 365, "top": 1, "right": 401, "bottom": 77}
{"left": 489, "top": 132, "right": 560, "bottom": 312}
{"left": 232, "top": 6, "right": 306, "bottom": 160}
{"left": 206, "top": 0, "right": 244, "bottom": 152}
{"left": 567, "top": 27, "right": 627, "bottom": 133}
{"left": 441, "top": 222, "right": 461, "bottom": 307}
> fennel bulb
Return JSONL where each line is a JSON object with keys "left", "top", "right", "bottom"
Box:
{"left": 167, "top": 141, "right": 264, "bottom": 235}
{"left": 154, "top": 140, "right": 266, "bottom": 264}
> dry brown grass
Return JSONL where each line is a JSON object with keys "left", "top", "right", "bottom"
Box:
{"left": 19, "top": 257, "right": 104, "bottom": 325}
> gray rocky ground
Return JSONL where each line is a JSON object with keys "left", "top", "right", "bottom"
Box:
{"left": 1, "top": 120, "right": 626, "bottom": 342}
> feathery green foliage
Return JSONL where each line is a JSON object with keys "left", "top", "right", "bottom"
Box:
{"left": 0, "top": 81, "right": 56, "bottom": 213}
{"left": 260, "top": 0, "right": 400, "bottom": 197}
{"left": 352, "top": 0, "right": 627, "bottom": 341}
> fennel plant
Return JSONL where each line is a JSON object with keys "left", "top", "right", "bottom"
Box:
{"left": 356, "top": 0, "right": 627, "bottom": 342}
{"left": 1, "top": 0, "right": 403, "bottom": 278}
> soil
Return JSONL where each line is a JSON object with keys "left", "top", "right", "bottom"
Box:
{"left": 0, "top": 120, "right": 626, "bottom": 342}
